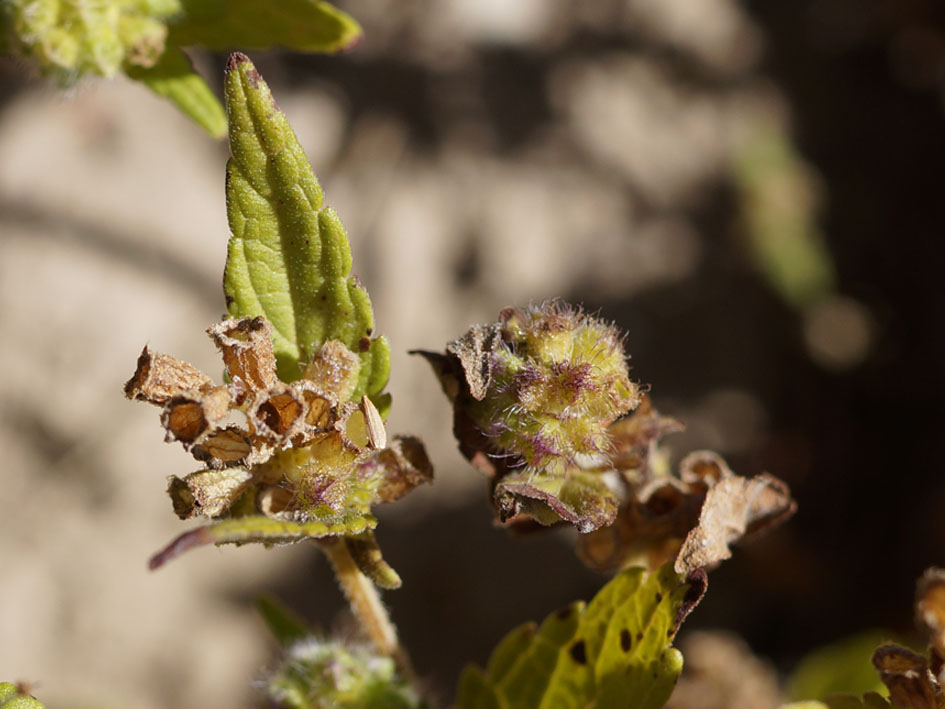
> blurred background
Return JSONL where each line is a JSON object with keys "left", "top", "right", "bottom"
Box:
{"left": 2, "top": 0, "right": 945, "bottom": 706}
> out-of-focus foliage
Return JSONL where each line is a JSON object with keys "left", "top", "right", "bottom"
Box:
{"left": 257, "top": 597, "right": 422, "bottom": 709}
{"left": 733, "top": 121, "right": 836, "bottom": 310}
{"left": 0, "top": 0, "right": 361, "bottom": 136}
{"left": 787, "top": 631, "right": 891, "bottom": 702}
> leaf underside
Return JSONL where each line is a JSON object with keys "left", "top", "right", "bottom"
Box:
{"left": 149, "top": 511, "right": 377, "bottom": 569}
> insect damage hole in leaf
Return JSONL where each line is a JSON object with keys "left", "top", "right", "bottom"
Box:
{"left": 456, "top": 562, "right": 706, "bottom": 709}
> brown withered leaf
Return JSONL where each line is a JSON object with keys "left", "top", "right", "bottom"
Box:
{"left": 917, "top": 569, "right": 945, "bottom": 682}
{"left": 873, "top": 644, "right": 945, "bottom": 709}
{"left": 366, "top": 435, "right": 434, "bottom": 503}
{"left": 577, "top": 478, "right": 704, "bottom": 572}
{"left": 609, "top": 395, "right": 684, "bottom": 480}
{"left": 168, "top": 468, "right": 254, "bottom": 519}
{"left": 207, "top": 317, "right": 278, "bottom": 395}
{"left": 577, "top": 450, "right": 795, "bottom": 574}
{"left": 444, "top": 323, "right": 502, "bottom": 401}
{"left": 674, "top": 452, "right": 795, "bottom": 575}
{"left": 412, "top": 348, "right": 505, "bottom": 480}
{"left": 124, "top": 346, "right": 213, "bottom": 405}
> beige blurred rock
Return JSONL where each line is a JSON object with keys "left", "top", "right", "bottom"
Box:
{"left": 668, "top": 631, "right": 784, "bottom": 709}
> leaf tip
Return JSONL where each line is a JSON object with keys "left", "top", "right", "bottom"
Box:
{"left": 148, "top": 526, "right": 213, "bottom": 570}
{"left": 226, "top": 51, "right": 251, "bottom": 72}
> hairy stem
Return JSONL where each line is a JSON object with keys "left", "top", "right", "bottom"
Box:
{"left": 319, "top": 538, "right": 416, "bottom": 684}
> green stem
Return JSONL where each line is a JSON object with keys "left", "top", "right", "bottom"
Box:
{"left": 319, "top": 538, "right": 417, "bottom": 684}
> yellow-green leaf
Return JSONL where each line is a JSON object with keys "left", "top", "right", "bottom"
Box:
{"left": 457, "top": 563, "right": 704, "bottom": 709}
{"left": 169, "top": 0, "right": 362, "bottom": 53}
{"left": 125, "top": 46, "right": 226, "bottom": 138}
{"left": 222, "top": 53, "right": 390, "bottom": 410}
{"left": 0, "top": 683, "right": 45, "bottom": 709}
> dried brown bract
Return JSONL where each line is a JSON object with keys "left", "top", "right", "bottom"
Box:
{"left": 873, "top": 644, "right": 945, "bottom": 709}
{"left": 578, "top": 403, "right": 795, "bottom": 575}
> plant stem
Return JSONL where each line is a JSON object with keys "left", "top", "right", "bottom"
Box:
{"left": 319, "top": 538, "right": 417, "bottom": 684}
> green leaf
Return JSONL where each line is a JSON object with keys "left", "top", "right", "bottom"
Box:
{"left": 149, "top": 510, "right": 377, "bottom": 569}
{"left": 256, "top": 594, "right": 312, "bottom": 648}
{"left": 125, "top": 46, "right": 227, "bottom": 138}
{"left": 169, "top": 0, "right": 362, "bottom": 53}
{"left": 457, "top": 563, "right": 701, "bottom": 709}
{"left": 222, "top": 53, "right": 390, "bottom": 411}
{"left": 787, "top": 631, "right": 891, "bottom": 702}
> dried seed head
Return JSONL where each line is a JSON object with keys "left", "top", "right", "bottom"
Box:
{"left": 128, "top": 314, "right": 432, "bottom": 572}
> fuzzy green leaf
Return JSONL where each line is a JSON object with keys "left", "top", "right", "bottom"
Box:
{"left": 457, "top": 563, "right": 700, "bottom": 709}
{"left": 222, "top": 53, "right": 390, "bottom": 410}
{"left": 169, "top": 0, "right": 361, "bottom": 53}
{"left": 125, "top": 46, "right": 226, "bottom": 138}
{"left": 268, "top": 639, "right": 423, "bottom": 709}
{"left": 149, "top": 510, "right": 377, "bottom": 569}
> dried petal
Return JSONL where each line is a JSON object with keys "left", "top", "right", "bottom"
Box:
{"left": 367, "top": 435, "right": 434, "bottom": 503}
{"left": 207, "top": 317, "right": 278, "bottom": 393}
{"left": 124, "top": 346, "right": 213, "bottom": 405}
{"left": 872, "top": 644, "right": 945, "bottom": 709}
{"left": 168, "top": 468, "right": 253, "bottom": 519}
{"left": 190, "top": 426, "right": 258, "bottom": 468}
{"left": 609, "top": 395, "right": 684, "bottom": 480}
{"left": 250, "top": 384, "right": 307, "bottom": 443}
{"left": 360, "top": 395, "right": 387, "bottom": 450}
{"left": 161, "top": 386, "right": 232, "bottom": 443}
{"left": 303, "top": 339, "right": 362, "bottom": 401}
